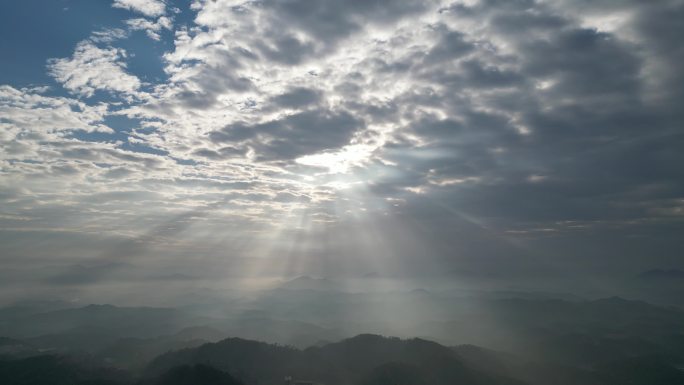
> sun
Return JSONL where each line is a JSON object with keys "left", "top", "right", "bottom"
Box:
{"left": 295, "top": 143, "right": 375, "bottom": 175}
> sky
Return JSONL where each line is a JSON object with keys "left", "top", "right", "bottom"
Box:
{"left": 1, "top": 0, "right": 683, "bottom": 303}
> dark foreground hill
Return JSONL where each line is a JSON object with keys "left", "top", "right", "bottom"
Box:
{"left": 0, "top": 354, "right": 130, "bottom": 385}
{"left": 142, "top": 364, "right": 244, "bottom": 385}
{"left": 3, "top": 333, "right": 684, "bottom": 385}
{"left": 3, "top": 295, "right": 684, "bottom": 385}
{"left": 146, "top": 334, "right": 524, "bottom": 385}
{"left": 144, "top": 334, "right": 684, "bottom": 385}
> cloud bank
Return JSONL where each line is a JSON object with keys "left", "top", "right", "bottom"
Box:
{"left": 1, "top": 0, "right": 683, "bottom": 300}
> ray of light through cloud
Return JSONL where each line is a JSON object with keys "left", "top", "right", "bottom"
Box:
{"left": 0, "top": 0, "right": 683, "bottom": 312}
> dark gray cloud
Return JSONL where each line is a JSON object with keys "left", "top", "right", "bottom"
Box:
{"left": 423, "top": 26, "right": 475, "bottom": 63}
{"left": 344, "top": 0, "right": 684, "bottom": 278}
{"left": 209, "top": 109, "right": 362, "bottom": 161}
{"left": 270, "top": 87, "right": 323, "bottom": 109}
{"left": 255, "top": 34, "right": 317, "bottom": 65}
{"left": 265, "top": 0, "right": 427, "bottom": 42}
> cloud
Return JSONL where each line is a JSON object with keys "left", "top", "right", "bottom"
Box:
{"left": 209, "top": 110, "right": 362, "bottom": 161}
{"left": 0, "top": 85, "right": 111, "bottom": 141}
{"left": 90, "top": 28, "right": 129, "bottom": 43}
{"left": 270, "top": 87, "right": 323, "bottom": 109}
{"left": 126, "top": 16, "right": 173, "bottom": 40}
{"left": 112, "top": 0, "right": 166, "bottom": 17}
{"left": 47, "top": 40, "right": 142, "bottom": 98}
{"left": 2, "top": 0, "right": 684, "bottom": 292}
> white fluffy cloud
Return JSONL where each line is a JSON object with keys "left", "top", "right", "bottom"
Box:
{"left": 112, "top": 0, "right": 166, "bottom": 17}
{"left": 0, "top": 85, "right": 111, "bottom": 138}
{"left": 126, "top": 16, "right": 172, "bottom": 40}
{"left": 47, "top": 40, "right": 142, "bottom": 98}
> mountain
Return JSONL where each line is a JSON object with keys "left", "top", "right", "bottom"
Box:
{"left": 313, "top": 334, "right": 524, "bottom": 385}
{"left": 622, "top": 269, "right": 684, "bottom": 306}
{"left": 595, "top": 355, "right": 684, "bottom": 384}
{"left": 0, "top": 337, "right": 38, "bottom": 359}
{"left": 4, "top": 295, "right": 683, "bottom": 362}
{"left": 0, "top": 354, "right": 130, "bottom": 385}
{"left": 146, "top": 334, "right": 524, "bottom": 385}
{"left": 453, "top": 342, "right": 684, "bottom": 385}
{"left": 5, "top": 333, "right": 682, "bottom": 385}
{"left": 0, "top": 304, "right": 204, "bottom": 342}
{"left": 171, "top": 326, "right": 225, "bottom": 342}
{"left": 144, "top": 364, "right": 243, "bottom": 385}
{"left": 95, "top": 326, "right": 227, "bottom": 371}
{"left": 0, "top": 301, "right": 346, "bottom": 356}
{"left": 211, "top": 315, "right": 346, "bottom": 348}
{"left": 96, "top": 336, "right": 210, "bottom": 372}
{"left": 0, "top": 304, "right": 218, "bottom": 356}
{"left": 3, "top": 295, "right": 684, "bottom": 385}
{"left": 278, "top": 276, "right": 340, "bottom": 291}
{"left": 0, "top": 300, "right": 77, "bottom": 321}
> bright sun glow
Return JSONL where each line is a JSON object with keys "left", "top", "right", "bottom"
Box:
{"left": 295, "top": 144, "right": 376, "bottom": 174}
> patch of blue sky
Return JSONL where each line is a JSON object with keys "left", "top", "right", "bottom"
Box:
{"left": 1, "top": 0, "right": 201, "bottom": 94}
{"left": 118, "top": 0, "right": 203, "bottom": 85}
{"left": 167, "top": 0, "right": 198, "bottom": 29}
{"left": 0, "top": 0, "right": 129, "bottom": 86}
{"left": 117, "top": 30, "right": 171, "bottom": 86}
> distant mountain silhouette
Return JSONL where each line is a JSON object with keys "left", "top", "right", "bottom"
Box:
{"left": 0, "top": 304, "right": 186, "bottom": 338}
{"left": 0, "top": 300, "right": 77, "bottom": 320}
{"left": 279, "top": 276, "right": 339, "bottom": 291}
{"left": 3, "top": 331, "right": 684, "bottom": 385}
{"left": 623, "top": 269, "right": 684, "bottom": 306}
{"left": 3, "top": 295, "right": 684, "bottom": 385}
{"left": 172, "top": 326, "right": 226, "bottom": 342}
